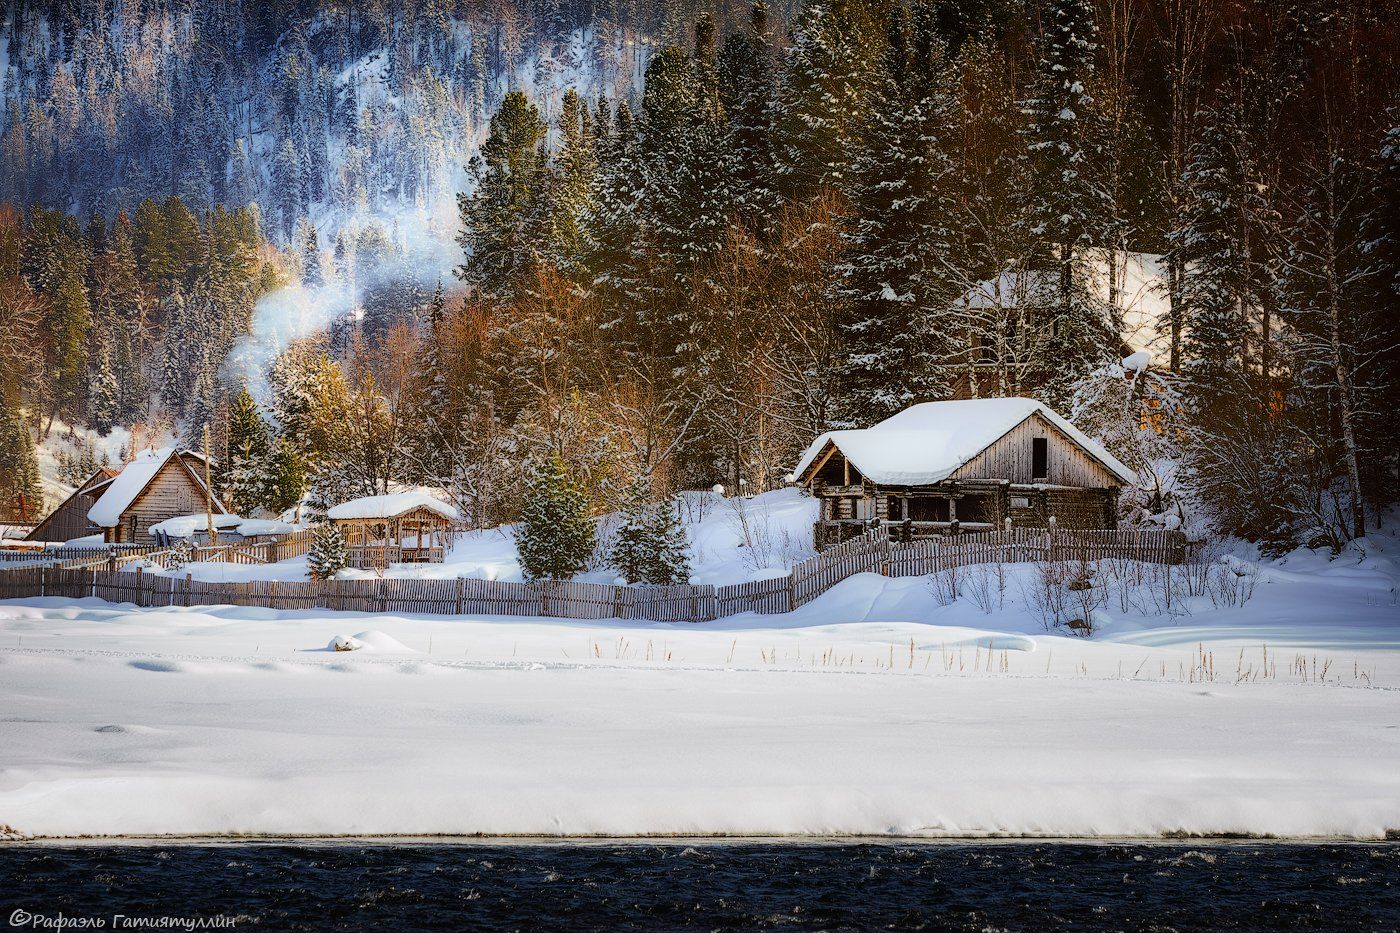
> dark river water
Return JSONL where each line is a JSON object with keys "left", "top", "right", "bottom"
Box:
{"left": 1, "top": 841, "right": 1397, "bottom": 931}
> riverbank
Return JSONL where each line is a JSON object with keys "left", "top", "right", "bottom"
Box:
{"left": 2, "top": 568, "right": 1397, "bottom": 839}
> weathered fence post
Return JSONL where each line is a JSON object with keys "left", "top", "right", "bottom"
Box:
{"left": 184, "top": 573, "right": 193, "bottom": 608}
{"left": 454, "top": 577, "right": 465, "bottom": 615}
{"left": 39, "top": 566, "right": 46, "bottom": 598}
{"left": 376, "top": 579, "right": 388, "bottom": 614}
{"left": 269, "top": 580, "right": 279, "bottom": 611}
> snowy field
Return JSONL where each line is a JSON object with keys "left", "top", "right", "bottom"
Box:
{"left": 1, "top": 524, "right": 1398, "bottom": 841}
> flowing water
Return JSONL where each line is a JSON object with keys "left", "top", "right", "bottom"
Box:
{"left": 1, "top": 841, "right": 1396, "bottom": 930}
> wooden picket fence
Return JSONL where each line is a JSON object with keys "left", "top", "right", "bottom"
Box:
{"left": 0, "top": 525, "right": 1188, "bottom": 623}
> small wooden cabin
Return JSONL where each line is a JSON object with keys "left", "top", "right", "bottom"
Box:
{"left": 24, "top": 467, "right": 119, "bottom": 543}
{"left": 792, "top": 398, "right": 1136, "bottom": 548}
{"left": 326, "top": 493, "right": 460, "bottom": 569}
{"left": 84, "top": 448, "right": 226, "bottom": 545}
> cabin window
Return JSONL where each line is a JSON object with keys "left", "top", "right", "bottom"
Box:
{"left": 1032, "top": 437, "right": 1048, "bottom": 479}
{"left": 852, "top": 497, "right": 875, "bottom": 520}
{"left": 908, "top": 498, "right": 950, "bottom": 522}
{"left": 1011, "top": 496, "right": 1030, "bottom": 509}
{"left": 958, "top": 496, "right": 991, "bottom": 524}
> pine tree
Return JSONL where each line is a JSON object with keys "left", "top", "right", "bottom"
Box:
{"left": 1018, "top": 0, "right": 1113, "bottom": 254}
{"left": 225, "top": 386, "right": 272, "bottom": 514}
{"left": 516, "top": 454, "right": 594, "bottom": 580}
{"left": 549, "top": 88, "right": 596, "bottom": 272}
{"left": 773, "top": 0, "right": 884, "bottom": 200}
{"left": 50, "top": 271, "right": 92, "bottom": 420}
{"left": 183, "top": 359, "right": 218, "bottom": 449}
{"left": 298, "top": 218, "right": 323, "bottom": 286}
{"left": 719, "top": 1, "right": 781, "bottom": 234}
{"left": 835, "top": 1, "right": 960, "bottom": 424}
{"left": 1014, "top": 0, "right": 1116, "bottom": 408}
{"left": 89, "top": 332, "right": 119, "bottom": 433}
{"left": 264, "top": 437, "right": 307, "bottom": 516}
{"left": 0, "top": 399, "right": 42, "bottom": 522}
{"left": 307, "top": 521, "right": 347, "bottom": 580}
{"left": 455, "top": 91, "right": 549, "bottom": 300}
{"left": 413, "top": 282, "right": 454, "bottom": 483}
{"left": 1171, "top": 108, "right": 1250, "bottom": 377}
{"left": 272, "top": 135, "right": 302, "bottom": 243}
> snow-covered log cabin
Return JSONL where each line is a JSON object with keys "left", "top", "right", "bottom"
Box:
{"left": 84, "top": 448, "right": 225, "bottom": 545}
{"left": 792, "top": 398, "right": 1135, "bottom": 548}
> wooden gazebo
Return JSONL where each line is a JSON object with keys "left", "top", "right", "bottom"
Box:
{"left": 326, "top": 493, "right": 460, "bottom": 569}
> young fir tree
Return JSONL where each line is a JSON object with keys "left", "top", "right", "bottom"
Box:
{"left": 642, "top": 495, "right": 691, "bottom": 585}
{"left": 307, "top": 521, "right": 347, "bottom": 580}
{"left": 609, "top": 478, "right": 692, "bottom": 585}
{"left": 516, "top": 454, "right": 594, "bottom": 581}
{"left": 608, "top": 478, "right": 652, "bottom": 583}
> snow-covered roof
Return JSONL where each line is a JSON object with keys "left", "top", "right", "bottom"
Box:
{"left": 793, "top": 398, "right": 1136, "bottom": 487}
{"left": 87, "top": 448, "right": 219, "bottom": 528}
{"left": 148, "top": 512, "right": 246, "bottom": 538}
{"left": 236, "top": 519, "right": 297, "bottom": 537}
{"left": 326, "top": 492, "right": 460, "bottom": 522}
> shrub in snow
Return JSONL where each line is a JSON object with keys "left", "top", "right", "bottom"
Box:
{"left": 308, "top": 523, "right": 347, "bottom": 581}
{"left": 609, "top": 479, "right": 692, "bottom": 586}
{"left": 517, "top": 455, "right": 594, "bottom": 581}
{"left": 329, "top": 635, "right": 363, "bottom": 651}
{"left": 166, "top": 539, "right": 195, "bottom": 571}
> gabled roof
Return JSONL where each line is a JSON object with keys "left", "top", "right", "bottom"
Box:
{"left": 86, "top": 448, "right": 223, "bottom": 528}
{"left": 327, "top": 492, "right": 460, "bottom": 522}
{"left": 793, "top": 398, "right": 1136, "bottom": 487}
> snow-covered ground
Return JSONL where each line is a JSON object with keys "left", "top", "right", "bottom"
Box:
{"left": 1, "top": 524, "right": 1397, "bottom": 840}
{"left": 158, "top": 488, "right": 819, "bottom": 584}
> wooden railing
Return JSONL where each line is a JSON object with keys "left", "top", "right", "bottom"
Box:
{"left": 0, "top": 525, "right": 1190, "bottom": 624}
{"left": 344, "top": 544, "right": 445, "bottom": 569}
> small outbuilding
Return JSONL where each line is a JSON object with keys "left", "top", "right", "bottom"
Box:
{"left": 25, "top": 467, "right": 120, "bottom": 543}
{"left": 792, "top": 398, "right": 1135, "bottom": 548}
{"left": 326, "top": 492, "right": 460, "bottom": 568}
